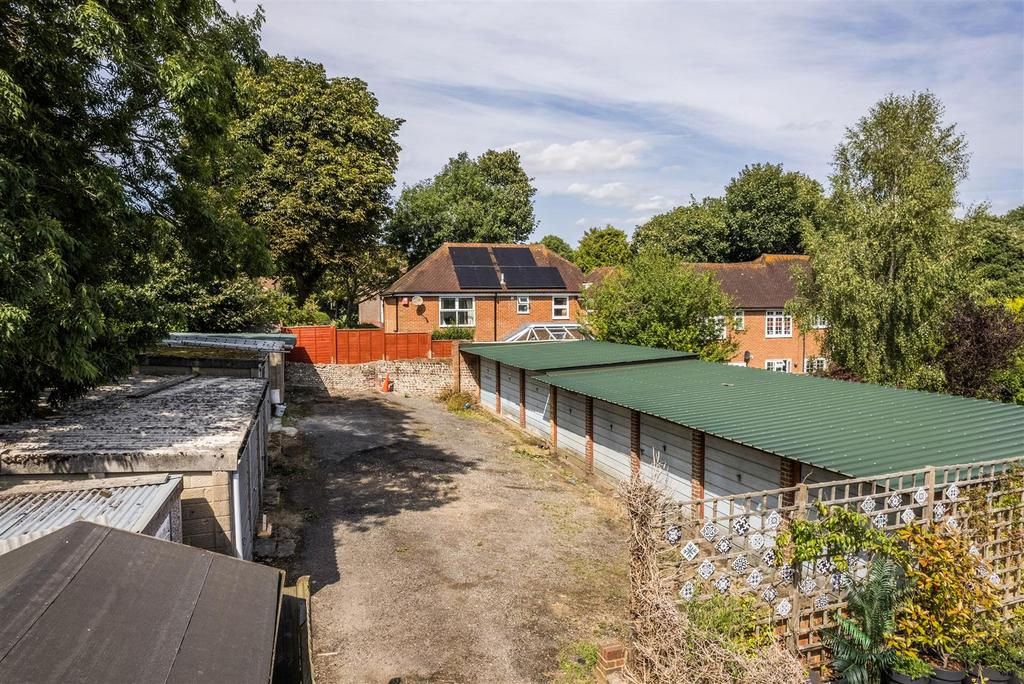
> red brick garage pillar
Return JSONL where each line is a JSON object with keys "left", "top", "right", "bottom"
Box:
{"left": 451, "top": 341, "right": 461, "bottom": 393}
{"left": 629, "top": 410, "right": 641, "bottom": 479}
{"left": 692, "top": 430, "right": 706, "bottom": 519}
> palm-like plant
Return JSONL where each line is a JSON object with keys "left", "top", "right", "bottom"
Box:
{"left": 820, "top": 554, "right": 908, "bottom": 684}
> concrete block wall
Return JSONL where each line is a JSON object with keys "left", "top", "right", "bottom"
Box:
{"left": 180, "top": 471, "right": 234, "bottom": 553}
{"left": 286, "top": 360, "right": 456, "bottom": 396}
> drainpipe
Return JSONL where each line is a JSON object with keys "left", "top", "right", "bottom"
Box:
{"left": 231, "top": 472, "right": 244, "bottom": 559}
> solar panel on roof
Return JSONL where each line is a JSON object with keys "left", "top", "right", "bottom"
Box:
{"left": 501, "top": 266, "right": 566, "bottom": 289}
{"left": 492, "top": 247, "right": 537, "bottom": 267}
{"left": 454, "top": 266, "right": 501, "bottom": 288}
{"left": 449, "top": 246, "right": 492, "bottom": 266}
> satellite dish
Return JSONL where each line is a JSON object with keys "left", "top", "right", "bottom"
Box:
{"left": 411, "top": 295, "right": 424, "bottom": 306}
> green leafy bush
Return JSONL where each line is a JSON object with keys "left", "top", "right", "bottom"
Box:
{"left": 431, "top": 327, "right": 475, "bottom": 340}
{"left": 443, "top": 391, "right": 475, "bottom": 413}
{"left": 683, "top": 595, "right": 775, "bottom": 655}
{"left": 282, "top": 300, "right": 331, "bottom": 326}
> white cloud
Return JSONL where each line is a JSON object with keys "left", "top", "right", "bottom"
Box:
{"left": 563, "top": 181, "right": 634, "bottom": 204}
{"left": 513, "top": 139, "right": 649, "bottom": 172}
{"left": 632, "top": 195, "right": 674, "bottom": 212}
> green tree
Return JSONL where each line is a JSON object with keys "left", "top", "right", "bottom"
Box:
{"left": 574, "top": 225, "right": 632, "bottom": 273}
{"left": 724, "top": 163, "right": 823, "bottom": 260}
{"left": 389, "top": 150, "right": 537, "bottom": 263}
{"left": 0, "top": 0, "right": 265, "bottom": 419}
{"left": 965, "top": 206, "right": 1024, "bottom": 300}
{"left": 539, "top": 234, "right": 575, "bottom": 261}
{"left": 317, "top": 245, "right": 405, "bottom": 326}
{"left": 632, "top": 197, "right": 731, "bottom": 261}
{"left": 793, "top": 92, "right": 972, "bottom": 385}
{"left": 235, "top": 57, "right": 402, "bottom": 304}
{"left": 582, "top": 253, "right": 736, "bottom": 360}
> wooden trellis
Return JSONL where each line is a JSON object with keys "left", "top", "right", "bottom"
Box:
{"left": 647, "top": 456, "right": 1024, "bottom": 665}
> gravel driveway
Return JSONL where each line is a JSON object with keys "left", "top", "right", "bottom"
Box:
{"left": 271, "top": 388, "right": 628, "bottom": 684}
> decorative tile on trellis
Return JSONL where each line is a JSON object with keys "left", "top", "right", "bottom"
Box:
{"left": 900, "top": 508, "right": 916, "bottom": 524}
{"left": 873, "top": 513, "right": 887, "bottom": 529}
{"left": 913, "top": 487, "right": 929, "bottom": 505}
{"left": 747, "top": 569, "right": 764, "bottom": 588}
{"left": 761, "top": 548, "right": 777, "bottom": 567}
{"left": 715, "top": 538, "right": 732, "bottom": 554}
{"left": 932, "top": 503, "right": 947, "bottom": 520}
{"left": 664, "top": 525, "right": 682, "bottom": 545}
{"left": 968, "top": 544, "right": 981, "bottom": 557}
{"left": 989, "top": 572, "right": 1001, "bottom": 587}
{"left": 700, "top": 522, "right": 719, "bottom": 541}
{"left": 731, "top": 555, "right": 750, "bottom": 573}
{"left": 946, "top": 517, "right": 960, "bottom": 531}
{"left": 697, "top": 559, "right": 715, "bottom": 580}
{"left": 732, "top": 517, "right": 751, "bottom": 536}
{"left": 814, "top": 595, "right": 830, "bottom": 611}
{"left": 779, "top": 565, "right": 795, "bottom": 583}
{"left": 860, "top": 498, "right": 877, "bottom": 513}
{"left": 714, "top": 576, "right": 731, "bottom": 594}
{"left": 887, "top": 493, "right": 903, "bottom": 509}
{"left": 830, "top": 573, "right": 844, "bottom": 591}
{"left": 749, "top": 532, "right": 766, "bottom": 551}
{"left": 765, "top": 510, "right": 783, "bottom": 530}
{"left": 681, "top": 541, "right": 700, "bottom": 562}
{"left": 945, "top": 484, "right": 960, "bottom": 501}
{"left": 775, "top": 598, "right": 792, "bottom": 617}
{"left": 799, "top": 578, "right": 817, "bottom": 595}
{"left": 679, "top": 580, "right": 696, "bottom": 601}
{"left": 814, "top": 557, "right": 834, "bottom": 576}
{"left": 761, "top": 586, "right": 778, "bottom": 603}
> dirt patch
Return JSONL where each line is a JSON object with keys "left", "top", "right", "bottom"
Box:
{"left": 262, "top": 387, "right": 628, "bottom": 683}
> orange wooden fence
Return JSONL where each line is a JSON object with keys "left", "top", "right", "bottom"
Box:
{"left": 283, "top": 326, "right": 452, "bottom": 364}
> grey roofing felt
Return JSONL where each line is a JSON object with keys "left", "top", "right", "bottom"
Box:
{"left": 0, "top": 374, "right": 266, "bottom": 475}
{"left": 0, "top": 475, "right": 182, "bottom": 554}
{"left": 0, "top": 522, "right": 282, "bottom": 683}
{"left": 460, "top": 340, "right": 695, "bottom": 371}
{"left": 535, "top": 361, "right": 1024, "bottom": 478}
{"left": 165, "top": 332, "right": 295, "bottom": 352}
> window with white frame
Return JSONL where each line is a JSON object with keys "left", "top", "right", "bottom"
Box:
{"left": 439, "top": 297, "right": 474, "bottom": 327}
{"left": 765, "top": 310, "right": 793, "bottom": 338}
{"left": 516, "top": 296, "right": 530, "bottom": 314}
{"left": 811, "top": 314, "right": 828, "bottom": 329}
{"left": 552, "top": 296, "right": 569, "bottom": 319}
{"left": 765, "top": 359, "right": 791, "bottom": 372}
{"left": 733, "top": 309, "right": 745, "bottom": 331}
{"left": 804, "top": 357, "right": 828, "bottom": 373}
{"left": 711, "top": 315, "right": 727, "bottom": 340}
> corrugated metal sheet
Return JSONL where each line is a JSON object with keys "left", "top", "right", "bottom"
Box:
{"left": 535, "top": 361, "right": 1024, "bottom": 478}
{"left": 165, "top": 332, "right": 294, "bottom": 352}
{"left": 461, "top": 340, "right": 694, "bottom": 370}
{"left": 0, "top": 475, "right": 181, "bottom": 553}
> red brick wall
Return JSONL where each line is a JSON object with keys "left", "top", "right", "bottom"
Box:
{"left": 383, "top": 294, "right": 581, "bottom": 342}
{"left": 725, "top": 309, "right": 825, "bottom": 374}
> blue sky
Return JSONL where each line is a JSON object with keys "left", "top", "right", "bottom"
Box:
{"left": 235, "top": 0, "right": 1024, "bottom": 245}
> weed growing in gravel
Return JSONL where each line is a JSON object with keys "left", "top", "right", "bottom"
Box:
{"left": 555, "top": 641, "right": 599, "bottom": 683}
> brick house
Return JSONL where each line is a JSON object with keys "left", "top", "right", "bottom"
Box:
{"left": 693, "top": 254, "right": 826, "bottom": 374}
{"left": 382, "top": 243, "right": 585, "bottom": 342}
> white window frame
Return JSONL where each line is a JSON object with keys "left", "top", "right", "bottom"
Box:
{"left": 439, "top": 296, "right": 475, "bottom": 327}
{"left": 811, "top": 314, "right": 828, "bottom": 329}
{"left": 765, "top": 359, "right": 791, "bottom": 373}
{"left": 516, "top": 296, "right": 530, "bottom": 314}
{"left": 765, "top": 310, "right": 793, "bottom": 338}
{"left": 711, "top": 315, "right": 727, "bottom": 340}
{"left": 552, "top": 296, "right": 569, "bottom": 320}
{"left": 733, "top": 309, "right": 745, "bottom": 331}
{"left": 804, "top": 357, "right": 828, "bottom": 374}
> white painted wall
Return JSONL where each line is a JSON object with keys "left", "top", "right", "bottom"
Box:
{"left": 480, "top": 358, "right": 497, "bottom": 410}
{"left": 556, "top": 389, "right": 587, "bottom": 456}
{"left": 499, "top": 363, "right": 520, "bottom": 422}
{"left": 523, "top": 376, "right": 550, "bottom": 438}
{"left": 592, "top": 400, "right": 632, "bottom": 483}
{"left": 639, "top": 414, "right": 693, "bottom": 500}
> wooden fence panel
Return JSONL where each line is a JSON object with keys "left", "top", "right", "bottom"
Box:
{"left": 285, "top": 327, "right": 440, "bottom": 363}
{"left": 430, "top": 340, "right": 453, "bottom": 358}
{"left": 384, "top": 332, "right": 431, "bottom": 360}
{"left": 283, "top": 326, "right": 336, "bottom": 364}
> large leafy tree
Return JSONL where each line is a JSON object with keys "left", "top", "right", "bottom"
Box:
{"left": 234, "top": 57, "right": 402, "bottom": 304}
{"left": 539, "top": 234, "right": 575, "bottom": 262}
{"left": 317, "top": 246, "right": 405, "bottom": 326}
{"left": 938, "top": 298, "right": 1024, "bottom": 401}
{"left": 574, "top": 225, "right": 632, "bottom": 273}
{"left": 582, "top": 253, "right": 736, "bottom": 361}
{"left": 0, "top": 0, "right": 265, "bottom": 419}
{"left": 724, "top": 163, "right": 823, "bottom": 260}
{"left": 389, "top": 149, "right": 537, "bottom": 263}
{"left": 631, "top": 197, "right": 731, "bottom": 262}
{"left": 793, "top": 92, "right": 972, "bottom": 386}
{"left": 964, "top": 206, "right": 1024, "bottom": 300}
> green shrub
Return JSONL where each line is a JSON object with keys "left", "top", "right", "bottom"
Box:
{"left": 683, "top": 594, "right": 774, "bottom": 654}
{"left": 283, "top": 300, "right": 331, "bottom": 326}
{"left": 431, "top": 327, "right": 475, "bottom": 340}
{"left": 444, "top": 391, "right": 475, "bottom": 413}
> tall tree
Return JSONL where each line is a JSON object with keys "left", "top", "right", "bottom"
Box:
{"left": 539, "top": 234, "right": 575, "bottom": 262}
{"left": 317, "top": 245, "right": 405, "bottom": 326}
{"left": 631, "top": 197, "right": 731, "bottom": 262}
{"left": 234, "top": 57, "right": 402, "bottom": 304}
{"left": 938, "top": 298, "right": 1024, "bottom": 401}
{"left": 724, "top": 163, "right": 823, "bottom": 260}
{"left": 389, "top": 150, "right": 537, "bottom": 263}
{"left": 0, "top": 0, "right": 265, "bottom": 419}
{"left": 964, "top": 206, "right": 1024, "bottom": 300}
{"left": 793, "top": 92, "right": 972, "bottom": 385}
{"left": 574, "top": 225, "right": 632, "bottom": 273}
{"left": 582, "top": 253, "right": 736, "bottom": 361}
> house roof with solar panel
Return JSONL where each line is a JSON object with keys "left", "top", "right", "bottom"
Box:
{"left": 383, "top": 243, "right": 584, "bottom": 295}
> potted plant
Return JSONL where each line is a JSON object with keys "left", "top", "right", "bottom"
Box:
{"left": 888, "top": 654, "right": 933, "bottom": 684}
{"left": 890, "top": 524, "right": 1001, "bottom": 684}
{"left": 957, "top": 628, "right": 1024, "bottom": 684}
{"left": 820, "top": 554, "right": 908, "bottom": 684}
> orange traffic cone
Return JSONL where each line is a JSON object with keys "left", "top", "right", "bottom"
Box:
{"left": 380, "top": 373, "right": 391, "bottom": 392}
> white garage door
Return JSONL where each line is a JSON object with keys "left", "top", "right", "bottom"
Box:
{"left": 523, "top": 376, "right": 550, "bottom": 438}
{"left": 592, "top": 400, "right": 631, "bottom": 483}
{"left": 479, "top": 358, "right": 497, "bottom": 412}
{"left": 639, "top": 414, "right": 693, "bottom": 500}
{"left": 499, "top": 363, "right": 520, "bottom": 422}
{"left": 556, "top": 389, "right": 587, "bottom": 457}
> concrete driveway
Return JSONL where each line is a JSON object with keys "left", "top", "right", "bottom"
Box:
{"left": 270, "top": 388, "right": 628, "bottom": 683}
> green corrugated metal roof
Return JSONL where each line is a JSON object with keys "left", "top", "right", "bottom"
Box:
{"left": 461, "top": 340, "right": 695, "bottom": 371}
{"left": 535, "top": 361, "right": 1024, "bottom": 478}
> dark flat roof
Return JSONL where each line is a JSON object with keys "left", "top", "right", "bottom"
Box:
{"left": 0, "top": 522, "right": 282, "bottom": 683}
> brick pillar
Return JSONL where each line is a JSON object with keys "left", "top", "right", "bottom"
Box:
{"left": 549, "top": 386, "right": 558, "bottom": 450}
{"left": 629, "top": 410, "right": 641, "bottom": 479}
{"left": 473, "top": 357, "right": 481, "bottom": 403}
{"left": 596, "top": 639, "right": 627, "bottom": 683}
{"left": 692, "top": 430, "right": 706, "bottom": 519}
{"left": 518, "top": 368, "right": 526, "bottom": 429}
{"left": 494, "top": 362, "right": 501, "bottom": 414}
{"left": 585, "top": 396, "right": 594, "bottom": 474}
{"left": 451, "top": 342, "right": 461, "bottom": 393}
{"left": 781, "top": 457, "right": 800, "bottom": 507}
